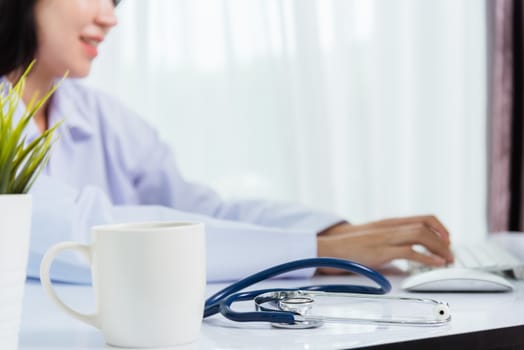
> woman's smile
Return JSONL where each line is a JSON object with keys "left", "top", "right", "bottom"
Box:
{"left": 79, "top": 35, "right": 102, "bottom": 58}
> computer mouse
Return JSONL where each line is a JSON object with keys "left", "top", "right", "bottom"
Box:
{"left": 401, "top": 267, "right": 514, "bottom": 292}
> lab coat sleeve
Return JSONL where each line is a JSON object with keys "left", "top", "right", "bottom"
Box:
{"left": 28, "top": 175, "right": 321, "bottom": 284}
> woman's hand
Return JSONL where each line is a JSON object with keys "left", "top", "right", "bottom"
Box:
{"left": 316, "top": 215, "right": 454, "bottom": 274}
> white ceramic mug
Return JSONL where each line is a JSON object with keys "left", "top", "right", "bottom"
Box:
{"left": 40, "top": 222, "right": 206, "bottom": 348}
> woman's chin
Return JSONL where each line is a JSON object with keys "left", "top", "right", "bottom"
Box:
{"left": 60, "top": 59, "right": 94, "bottom": 78}
{"left": 67, "top": 66, "right": 91, "bottom": 79}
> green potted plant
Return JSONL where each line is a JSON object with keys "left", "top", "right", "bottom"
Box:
{"left": 0, "top": 62, "right": 61, "bottom": 348}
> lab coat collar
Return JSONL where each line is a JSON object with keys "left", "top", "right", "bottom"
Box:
{"left": 50, "top": 79, "right": 95, "bottom": 140}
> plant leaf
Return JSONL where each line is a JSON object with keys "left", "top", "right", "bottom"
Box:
{"left": 0, "top": 61, "right": 63, "bottom": 194}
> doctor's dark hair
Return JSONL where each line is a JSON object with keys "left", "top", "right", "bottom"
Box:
{"left": 0, "top": 0, "right": 38, "bottom": 77}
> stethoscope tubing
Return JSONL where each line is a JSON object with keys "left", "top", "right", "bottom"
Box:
{"left": 204, "top": 257, "right": 392, "bottom": 319}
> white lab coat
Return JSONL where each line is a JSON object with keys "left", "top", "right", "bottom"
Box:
{"left": 3, "top": 77, "right": 343, "bottom": 283}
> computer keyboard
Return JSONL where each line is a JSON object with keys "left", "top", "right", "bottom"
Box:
{"left": 408, "top": 241, "right": 524, "bottom": 280}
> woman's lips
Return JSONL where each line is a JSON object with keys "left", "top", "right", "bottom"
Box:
{"left": 80, "top": 37, "right": 101, "bottom": 58}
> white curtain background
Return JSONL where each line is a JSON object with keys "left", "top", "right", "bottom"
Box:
{"left": 86, "top": 0, "right": 487, "bottom": 244}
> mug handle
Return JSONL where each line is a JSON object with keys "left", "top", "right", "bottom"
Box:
{"left": 40, "top": 242, "right": 100, "bottom": 329}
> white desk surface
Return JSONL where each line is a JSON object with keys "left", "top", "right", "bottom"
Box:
{"left": 18, "top": 274, "right": 524, "bottom": 350}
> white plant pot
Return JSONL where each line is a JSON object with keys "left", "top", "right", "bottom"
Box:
{"left": 0, "top": 194, "right": 32, "bottom": 349}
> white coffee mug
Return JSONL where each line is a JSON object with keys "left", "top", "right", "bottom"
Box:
{"left": 40, "top": 222, "right": 206, "bottom": 348}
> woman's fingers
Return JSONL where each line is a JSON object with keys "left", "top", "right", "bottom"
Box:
{"left": 420, "top": 215, "right": 451, "bottom": 243}
{"left": 387, "top": 246, "right": 447, "bottom": 266}
{"left": 349, "top": 223, "right": 453, "bottom": 263}
{"left": 385, "top": 223, "right": 454, "bottom": 262}
{"left": 368, "top": 215, "right": 450, "bottom": 244}
{"left": 316, "top": 216, "right": 454, "bottom": 273}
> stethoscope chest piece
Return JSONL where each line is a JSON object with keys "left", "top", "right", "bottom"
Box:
{"left": 269, "top": 292, "right": 323, "bottom": 329}
{"left": 278, "top": 293, "right": 314, "bottom": 314}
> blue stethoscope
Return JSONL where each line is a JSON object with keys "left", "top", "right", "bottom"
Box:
{"left": 204, "top": 258, "right": 451, "bottom": 328}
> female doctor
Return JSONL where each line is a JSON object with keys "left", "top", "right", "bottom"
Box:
{"left": 0, "top": 0, "right": 453, "bottom": 283}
